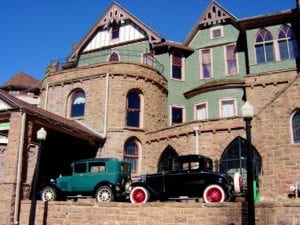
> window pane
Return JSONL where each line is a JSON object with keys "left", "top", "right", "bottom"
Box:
{"left": 124, "top": 139, "right": 138, "bottom": 173}
{"left": 222, "top": 100, "right": 234, "bottom": 117}
{"left": 172, "top": 107, "right": 183, "bottom": 124}
{"left": 196, "top": 104, "right": 207, "bottom": 120}
{"left": 293, "top": 113, "right": 300, "bottom": 143}
{"left": 126, "top": 92, "right": 141, "bottom": 127}
{"left": 289, "top": 40, "right": 298, "bottom": 59}
{"left": 172, "top": 65, "right": 182, "bottom": 79}
{"left": 74, "top": 163, "right": 86, "bottom": 173}
{"left": 265, "top": 43, "right": 274, "bottom": 62}
{"left": 255, "top": 45, "right": 265, "bottom": 64}
{"left": 71, "top": 91, "right": 85, "bottom": 117}
{"left": 279, "top": 41, "right": 289, "bottom": 60}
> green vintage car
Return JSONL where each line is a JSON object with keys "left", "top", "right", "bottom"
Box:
{"left": 40, "top": 158, "right": 131, "bottom": 202}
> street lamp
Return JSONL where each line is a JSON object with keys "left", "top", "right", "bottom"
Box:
{"left": 29, "top": 127, "right": 47, "bottom": 225}
{"left": 241, "top": 101, "right": 255, "bottom": 225}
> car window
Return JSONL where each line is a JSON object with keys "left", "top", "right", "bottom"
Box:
{"left": 74, "top": 162, "right": 86, "bottom": 173}
{"left": 89, "top": 162, "right": 106, "bottom": 173}
{"left": 121, "top": 162, "right": 130, "bottom": 172}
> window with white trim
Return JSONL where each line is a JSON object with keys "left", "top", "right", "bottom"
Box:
{"left": 220, "top": 99, "right": 236, "bottom": 118}
{"left": 195, "top": 103, "right": 208, "bottom": 120}
{"left": 171, "top": 106, "right": 184, "bottom": 125}
{"left": 278, "top": 25, "right": 298, "bottom": 60}
{"left": 255, "top": 28, "right": 274, "bottom": 64}
{"left": 171, "top": 50, "right": 183, "bottom": 80}
{"left": 200, "top": 49, "right": 212, "bottom": 79}
{"left": 225, "top": 44, "right": 238, "bottom": 75}
{"left": 210, "top": 26, "right": 223, "bottom": 39}
{"left": 142, "top": 52, "right": 155, "bottom": 67}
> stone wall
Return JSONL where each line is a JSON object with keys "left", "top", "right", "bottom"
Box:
{"left": 18, "top": 199, "right": 300, "bottom": 225}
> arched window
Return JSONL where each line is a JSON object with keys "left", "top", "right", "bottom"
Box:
{"left": 70, "top": 90, "right": 85, "bottom": 117}
{"left": 126, "top": 91, "right": 141, "bottom": 127}
{"left": 172, "top": 50, "right": 183, "bottom": 80}
{"left": 278, "top": 25, "right": 298, "bottom": 60}
{"left": 124, "top": 138, "right": 140, "bottom": 173}
{"left": 109, "top": 52, "right": 119, "bottom": 62}
{"left": 255, "top": 28, "right": 274, "bottom": 64}
{"left": 292, "top": 112, "right": 300, "bottom": 143}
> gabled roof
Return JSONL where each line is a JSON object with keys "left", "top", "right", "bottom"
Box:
{"left": 184, "top": 1, "right": 237, "bottom": 45}
{"left": 153, "top": 41, "right": 194, "bottom": 56}
{"left": 0, "top": 89, "right": 104, "bottom": 145}
{"left": 1, "top": 72, "right": 41, "bottom": 92}
{"left": 68, "top": 2, "right": 163, "bottom": 61}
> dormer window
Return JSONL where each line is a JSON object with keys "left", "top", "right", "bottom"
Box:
{"left": 210, "top": 26, "right": 223, "bottom": 39}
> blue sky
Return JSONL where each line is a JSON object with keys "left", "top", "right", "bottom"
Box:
{"left": 0, "top": 0, "right": 296, "bottom": 85}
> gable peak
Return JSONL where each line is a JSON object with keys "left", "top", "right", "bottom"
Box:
{"left": 99, "top": 2, "right": 128, "bottom": 27}
{"left": 199, "top": 1, "right": 236, "bottom": 26}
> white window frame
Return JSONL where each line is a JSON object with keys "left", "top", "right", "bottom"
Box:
{"left": 170, "top": 105, "right": 185, "bottom": 125}
{"left": 210, "top": 26, "right": 224, "bottom": 39}
{"left": 194, "top": 102, "right": 208, "bottom": 120}
{"left": 170, "top": 51, "right": 185, "bottom": 81}
{"left": 200, "top": 48, "right": 213, "bottom": 79}
{"left": 224, "top": 44, "right": 239, "bottom": 76}
{"left": 219, "top": 99, "right": 237, "bottom": 118}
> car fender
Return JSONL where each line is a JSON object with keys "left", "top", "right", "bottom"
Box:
{"left": 94, "top": 181, "right": 116, "bottom": 194}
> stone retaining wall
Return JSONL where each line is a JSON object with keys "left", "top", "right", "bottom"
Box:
{"left": 18, "top": 199, "right": 300, "bottom": 225}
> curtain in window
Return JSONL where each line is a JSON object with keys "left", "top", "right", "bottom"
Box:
{"left": 201, "top": 49, "right": 212, "bottom": 78}
{"left": 221, "top": 100, "right": 234, "bottom": 117}
{"left": 124, "top": 139, "right": 138, "bottom": 173}
{"left": 172, "top": 51, "right": 182, "bottom": 79}
{"left": 196, "top": 104, "right": 207, "bottom": 120}
{"left": 226, "top": 45, "right": 237, "bottom": 75}
{"left": 71, "top": 91, "right": 85, "bottom": 117}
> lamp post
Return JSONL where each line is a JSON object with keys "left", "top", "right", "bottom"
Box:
{"left": 29, "top": 127, "right": 47, "bottom": 225}
{"left": 241, "top": 101, "right": 255, "bottom": 225}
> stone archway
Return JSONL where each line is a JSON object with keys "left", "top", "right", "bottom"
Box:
{"left": 157, "top": 145, "right": 178, "bottom": 172}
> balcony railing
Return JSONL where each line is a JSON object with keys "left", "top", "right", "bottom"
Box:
{"left": 49, "top": 49, "right": 164, "bottom": 74}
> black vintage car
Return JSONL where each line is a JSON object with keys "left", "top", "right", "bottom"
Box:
{"left": 130, "top": 154, "right": 241, "bottom": 203}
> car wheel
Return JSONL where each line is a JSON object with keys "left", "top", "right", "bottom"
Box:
{"left": 130, "top": 186, "right": 149, "bottom": 204}
{"left": 203, "top": 184, "right": 226, "bottom": 203}
{"left": 95, "top": 186, "right": 114, "bottom": 202}
{"left": 40, "top": 186, "right": 57, "bottom": 201}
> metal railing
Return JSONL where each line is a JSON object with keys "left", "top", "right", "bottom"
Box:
{"left": 49, "top": 49, "right": 164, "bottom": 74}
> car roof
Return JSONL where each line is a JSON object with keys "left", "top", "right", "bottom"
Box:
{"left": 73, "top": 158, "right": 126, "bottom": 163}
{"left": 173, "top": 154, "right": 212, "bottom": 161}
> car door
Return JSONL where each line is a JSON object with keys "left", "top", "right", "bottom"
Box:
{"left": 70, "top": 162, "right": 90, "bottom": 192}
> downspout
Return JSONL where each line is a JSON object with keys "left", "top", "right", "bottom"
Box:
{"left": 194, "top": 126, "right": 199, "bottom": 155}
{"left": 43, "top": 84, "right": 49, "bottom": 110}
{"left": 104, "top": 73, "right": 109, "bottom": 138}
{"left": 13, "top": 112, "right": 26, "bottom": 225}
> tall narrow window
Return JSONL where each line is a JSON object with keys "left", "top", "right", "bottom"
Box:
{"left": 172, "top": 50, "right": 183, "bottom": 80}
{"left": 292, "top": 112, "right": 300, "bottom": 143}
{"left": 124, "top": 138, "right": 139, "bottom": 173}
{"left": 109, "top": 52, "right": 119, "bottom": 61}
{"left": 278, "top": 25, "right": 298, "bottom": 60}
{"left": 225, "top": 44, "right": 238, "bottom": 75}
{"left": 195, "top": 103, "right": 208, "bottom": 120}
{"left": 220, "top": 99, "right": 236, "bottom": 118}
{"left": 126, "top": 91, "right": 141, "bottom": 127}
{"left": 111, "top": 24, "right": 120, "bottom": 40}
{"left": 201, "top": 49, "right": 212, "bottom": 79}
{"left": 255, "top": 28, "right": 274, "bottom": 64}
{"left": 171, "top": 106, "right": 184, "bottom": 125}
{"left": 70, "top": 90, "right": 85, "bottom": 117}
